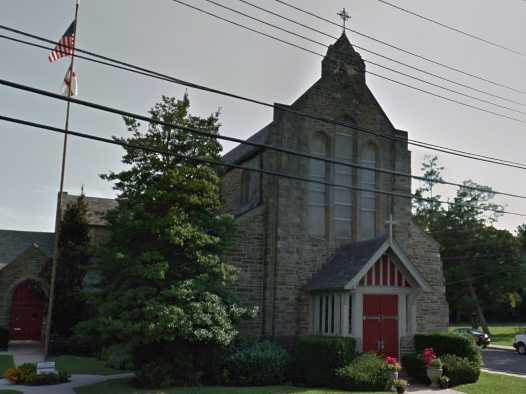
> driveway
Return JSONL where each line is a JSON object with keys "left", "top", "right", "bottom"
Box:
{"left": 482, "top": 348, "right": 526, "bottom": 376}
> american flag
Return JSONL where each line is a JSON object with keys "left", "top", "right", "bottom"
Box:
{"left": 48, "top": 21, "right": 76, "bottom": 63}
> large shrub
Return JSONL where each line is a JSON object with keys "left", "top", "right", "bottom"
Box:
{"left": 414, "top": 333, "right": 480, "bottom": 363}
{"left": 442, "top": 354, "right": 480, "bottom": 386}
{"left": 223, "top": 341, "right": 289, "bottom": 386}
{"left": 100, "top": 343, "right": 134, "bottom": 370}
{"left": 0, "top": 327, "right": 8, "bottom": 350}
{"left": 335, "top": 353, "right": 390, "bottom": 391}
{"left": 133, "top": 341, "right": 224, "bottom": 388}
{"left": 401, "top": 353, "right": 429, "bottom": 384}
{"left": 294, "top": 336, "right": 356, "bottom": 387}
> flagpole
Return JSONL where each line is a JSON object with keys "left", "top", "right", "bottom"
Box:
{"left": 44, "top": 0, "right": 80, "bottom": 358}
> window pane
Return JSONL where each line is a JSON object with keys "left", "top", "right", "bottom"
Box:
{"left": 335, "top": 220, "right": 351, "bottom": 238}
{"left": 334, "top": 205, "right": 352, "bottom": 218}
{"left": 309, "top": 134, "right": 327, "bottom": 236}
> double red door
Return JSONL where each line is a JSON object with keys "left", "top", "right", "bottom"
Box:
{"left": 9, "top": 281, "right": 45, "bottom": 341}
{"left": 363, "top": 294, "right": 399, "bottom": 358}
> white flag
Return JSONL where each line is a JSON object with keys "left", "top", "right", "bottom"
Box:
{"left": 63, "top": 66, "right": 78, "bottom": 97}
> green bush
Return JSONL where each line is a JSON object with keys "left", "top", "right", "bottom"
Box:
{"left": 223, "top": 341, "right": 289, "bottom": 386}
{"left": 335, "top": 353, "right": 390, "bottom": 391}
{"left": 294, "top": 336, "right": 356, "bottom": 387}
{"left": 100, "top": 343, "right": 134, "bottom": 370}
{"left": 414, "top": 333, "right": 480, "bottom": 363}
{"left": 0, "top": 327, "right": 8, "bottom": 350}
{"left": 401, "top": 353, "right": 429, "bottom": 384}
{"left": 133, "top": 341, "right": 224, "bottom": 388}
{"left": 442, "top": 354, "right": 480, "bottom": 386}
{"left": 26, "top": 371, "right": 70, "bottom": 385}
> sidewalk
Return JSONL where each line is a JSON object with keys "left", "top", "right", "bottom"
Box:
{"left": 407, "top": 385, "right": 464, "bottom": 393}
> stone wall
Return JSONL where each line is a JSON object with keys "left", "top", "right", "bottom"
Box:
{"left": 0, "top": 246, "right": 49, "bottom": 329}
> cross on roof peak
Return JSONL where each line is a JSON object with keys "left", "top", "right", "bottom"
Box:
{"left": 337, "top": 8, "right": 351, "bottom": 33}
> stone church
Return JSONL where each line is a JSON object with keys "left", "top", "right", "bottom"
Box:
{"left": 222, "top": 33, "right": 449, "bottom": 356}
{"left": 0, "top": 33, "right": 448, "bottom": 356}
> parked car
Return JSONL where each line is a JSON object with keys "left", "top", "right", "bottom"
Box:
{"left": 513, "top": 332, "right": 526, "bottom": 355}
{"left": 452, "top": 328, "right": 491, "bottom": 348}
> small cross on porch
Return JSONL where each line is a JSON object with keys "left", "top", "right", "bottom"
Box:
{"left": 386, "top": 214, "right": 399, "bottom": 244}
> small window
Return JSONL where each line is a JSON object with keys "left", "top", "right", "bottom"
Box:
{"left": 348, "top": 294, "right": 353, "bottom": 335}
{"left": 240, "top": 171, "right": 251, "bottom": 205}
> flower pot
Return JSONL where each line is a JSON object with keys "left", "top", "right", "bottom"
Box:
{"left": 396, "top": 388, "right": 406, "bottom": 394}
{"left": 426, "top": 367, "right": 443, "bottom": 388}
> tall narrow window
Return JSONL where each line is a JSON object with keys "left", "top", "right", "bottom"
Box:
{"left": 308, "top": 133, "right": 328, "bottom": 236}
{"left": 359, "top": 144, "right": 377, "bottom": 240}
{"left": 334, "top": 133, "right": 353, "bottom": 239}
{"left": 240, "top": 170, "right": 251, "bottom": 205}
{"left": 348, "top": 294, "right": 353, "bottom": 335}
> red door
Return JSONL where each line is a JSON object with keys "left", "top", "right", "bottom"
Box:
{"left": 9, "top": 281, "right": 45, "bottom": 341}
{"left": 363, "top": 294, "right": 399, "bottom": 358}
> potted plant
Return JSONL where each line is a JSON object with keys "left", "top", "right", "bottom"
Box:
{"left": 393, "top": 379, "right": 408, "bottom": 394}
{"left": 385, "top": 356, "right": 401, "bottom": 381}
{"left": 426, "top": 358, "right": 443, "bottom": 388}
{"left": 439, "top": 375, "right": 450, "bottom": 389}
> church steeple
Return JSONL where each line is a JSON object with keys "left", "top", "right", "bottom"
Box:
{"left": 321, "top": 9, "right": 365, "bottom": 80}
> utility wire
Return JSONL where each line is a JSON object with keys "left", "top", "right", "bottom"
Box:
{"left": 1, "top": 73, "right": 526, "bottom": 202}
{"left": 209, "top": 0, "right": 526, "bottom": 118}
{"left": 1, "top": 110, "right": 525, "bottom": 219}
{"left": 172, "top": 0, "right": 526, "bottom": 125}
{"left": 274, "top": 0, "right": 526, "bottom": 97}
{"left": 377, "top": 0, "right": 526, "bottom": 59}
{"left": 3, "top": 29, "right": 526, "bottom": 173}
{"left": 236, "top": 0, "right": 526, "bottom": 110}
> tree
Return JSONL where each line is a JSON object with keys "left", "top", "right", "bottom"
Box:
{"left": 79, "top": 95, "right": 253, "bottom": 385}
{"left": 41, "top": 193, "right": 90, "bottom": 337}
{"left": 413, "top": 155, "right": 444, "bottom": 230}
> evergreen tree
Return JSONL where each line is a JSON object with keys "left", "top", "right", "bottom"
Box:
{"left": 79, "top": 95, "right": 253, "bottom": 384}
{"left": 41, "top": 193, "right": 90, "bottom": 337}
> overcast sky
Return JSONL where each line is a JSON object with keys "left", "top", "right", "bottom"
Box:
{"left": 1, "top": 0, "right": 526, "bottom": 233}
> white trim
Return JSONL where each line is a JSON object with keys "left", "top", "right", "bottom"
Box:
{"left": 345, "top": 238, "right": 430, "bottom": 291}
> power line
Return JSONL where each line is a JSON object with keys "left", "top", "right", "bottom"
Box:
{"left": 1, "top": 110, "right": 525, "bottom": 219}
{"left": 377, "top": 0, "right": 526, "bottom": 59}
{"left": 1, "top": 70, "right": 526, "bottom": 202}
{"left": 274, "top": 0, "right": 526, "bottom": 97}
{"left": 236, "top": 0, "right": 526, "bottom": 110}
{"left": 172, "top": 0, "right": 526, "bottom": 125}
{"left": 214, "top": 0, "right": 526, "bottom": 118}
{"left": 3, "top": 27, "right": 526, "bottom": 172}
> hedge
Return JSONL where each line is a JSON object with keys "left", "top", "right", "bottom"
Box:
{"left": 335, "top": 353, "right": 390, "bottom": 391}
{"left": 401, "top": 353, "right": 429, "bottom": 385}
{"left": 0, "top": 327, "right": 8, "bottom": 351}
{"left": 414, "top": 333, "right": 480, "bottom": 364}
{"left": 294, "top": 336, "right": 356, "bottom": 387}
{"left": 223, "top": 341, "right": 289, "bottom": 386}
{"left": 442, "top": 354, "right": 480, "bottom": 386}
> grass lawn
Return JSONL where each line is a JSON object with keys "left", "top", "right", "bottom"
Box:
{"left": 0, "top": 354, "right": 15, "bottom": 374}
{"left": 0, "top": 390, "right": 23, "bottom": 394}
{"left": 74, "top": 378, "right": 389, "bottom": 394}
{"left": 49, "top": 355, "right": 128, "bottom": 375}
{"left": 449, "top": 323, "right": 525, "bottom": 346}
{"left": 456, "top": 372, "right": 526, "bottom": 394}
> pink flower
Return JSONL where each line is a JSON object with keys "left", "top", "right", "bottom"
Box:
{"left": 423, "top": 348, "right": 437, "bottom": 366}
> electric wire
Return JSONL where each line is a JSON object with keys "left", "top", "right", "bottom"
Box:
{"left": 3, "top": 25, "right": 526, "bottom": 171}
{"left": 377, "top": 0, "right": 526, "bottom": 59}
{"left": 274, "top": 0, "right": 526, "bottom": 97}
{"left": 236, "top": 0, "right": 526, "bottom": 110}
{"left": 203, "top": 0, "right": 526, "bottom": 118}
{"left": 171, "top": 0, "right": 526, "bottom": 125}
{"left": 2, "top": 74, "right": 526, "bottom": 203}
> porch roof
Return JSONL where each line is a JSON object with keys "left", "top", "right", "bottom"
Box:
{"left": 306, "top": 234, "right": 430, "bottom": 292}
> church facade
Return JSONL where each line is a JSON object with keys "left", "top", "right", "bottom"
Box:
{"left": 222, "top": 34, "right": 449, "bottom": 356}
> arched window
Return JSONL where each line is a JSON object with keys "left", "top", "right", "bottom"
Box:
{"left": 333, "top": 133, "right": 353, "bottom": 239}
{"left": 308, "top": 133, "right": 328, "bottom": 236}
{"left": 359, "top": 143, "right": 377, "bottom": 240}
{"left": 240, "top": 170, "right": 251, "bottom": 206}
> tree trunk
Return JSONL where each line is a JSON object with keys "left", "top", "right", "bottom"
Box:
{"left": 468, "top": 283, "right": 491, "bottom": 335}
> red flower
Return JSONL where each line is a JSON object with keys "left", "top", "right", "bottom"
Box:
{"left": 423, "top": 348, "right": 437, "bottom": 366}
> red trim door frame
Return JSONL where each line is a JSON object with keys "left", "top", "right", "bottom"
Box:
{"left": 363, "top": 294, "right": 399, "bottom": 358}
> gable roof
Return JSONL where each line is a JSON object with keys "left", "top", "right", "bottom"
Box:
{"left": 306, "top": 234, "right": 430, "bottom": 292}
{"left": 0, "top": 229, "right": 55, "bottom": 265}
{"left": 223, "top": 124, "right": 271, "bottom": 165}
{"left": 62, "top": 193, "right": 117, "bottom": 226}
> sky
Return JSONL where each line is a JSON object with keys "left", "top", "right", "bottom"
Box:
{"left": 1, "top": 0, "right": 526, "bottom": 233}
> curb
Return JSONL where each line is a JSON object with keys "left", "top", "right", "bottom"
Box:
{"left": 487, "top": 345, "right": 515, "bottom": 352}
